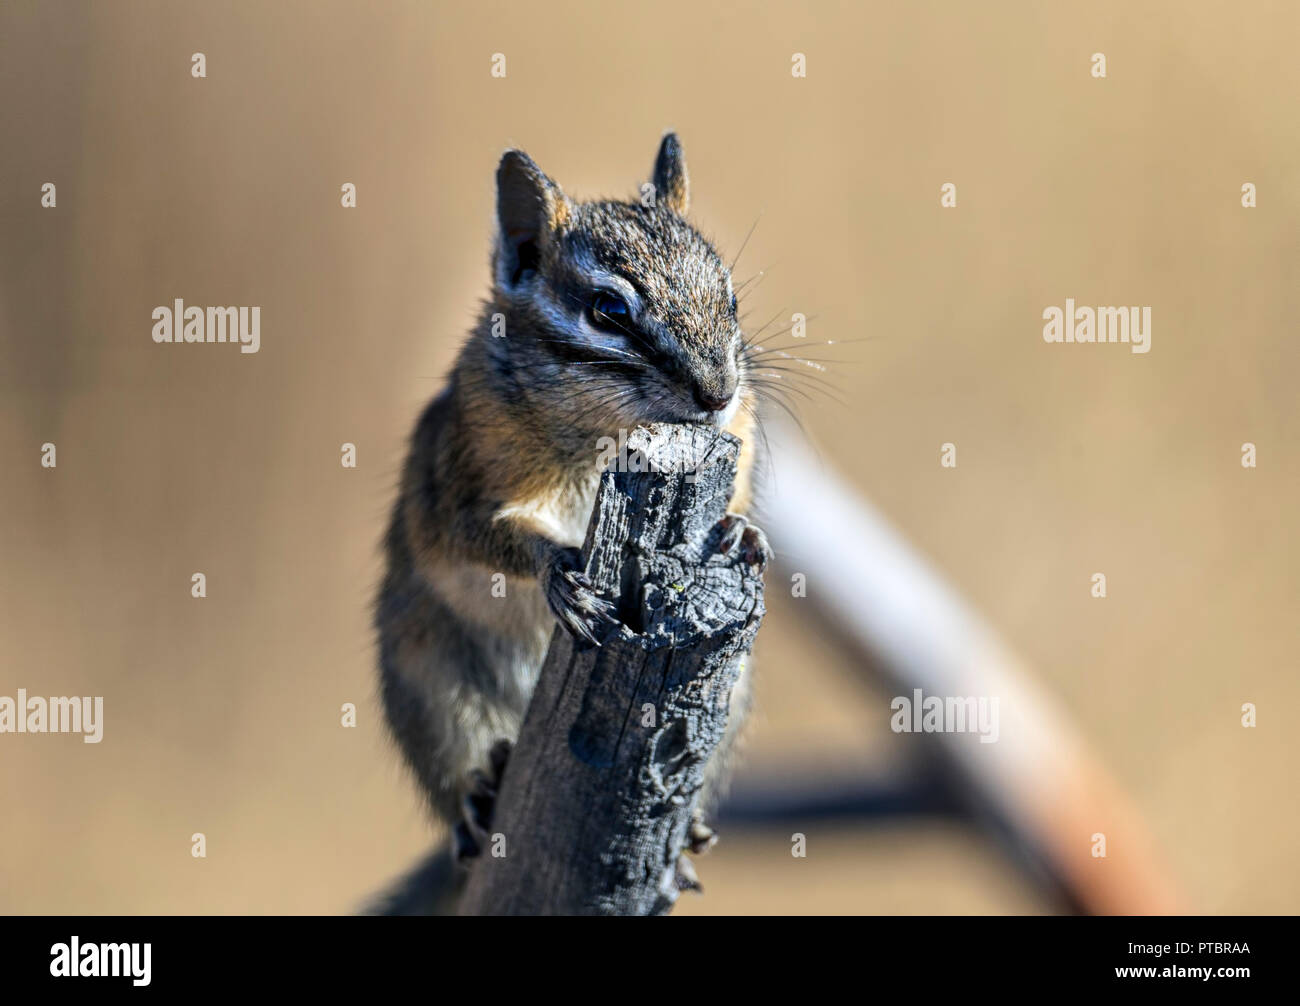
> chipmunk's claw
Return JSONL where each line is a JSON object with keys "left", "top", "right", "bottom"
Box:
{"left": 687, "top": 812, "right": 718, "bottom": 855}
{"left": 716, "top": 514, "right": 772, "bottom": 572}
{"left": 543, "top": 547, "right": 620, "bottom": 645}
{"left": 453, "top": 739, "right": 512, "bottom": 865}
{"left": 739, "top": 523, "right": 772, "bottom": 571}
{"left": 674, "top": 853, "right": 703, "bottom": 894}
{"left": 669, "top": 811, "right": 715, "bottom": 894}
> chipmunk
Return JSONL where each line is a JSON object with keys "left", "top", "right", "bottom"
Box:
{"left": 374, "top": 133, "right": 768, "bottom": 906}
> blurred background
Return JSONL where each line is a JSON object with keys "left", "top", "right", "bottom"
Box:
{"left": 1, "top": 0, "right": 1296, "bottom": 914}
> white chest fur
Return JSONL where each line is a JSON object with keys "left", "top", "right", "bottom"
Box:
{"left": 493, "top": 472, "right": 600, "bottom": 550}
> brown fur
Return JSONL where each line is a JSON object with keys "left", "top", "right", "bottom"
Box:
{"left": 376, "top": 134, "right": 763, "bottom": 833}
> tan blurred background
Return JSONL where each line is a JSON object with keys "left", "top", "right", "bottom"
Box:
{"left": 1, "top": 0, "right": 1296, "bottom": 914}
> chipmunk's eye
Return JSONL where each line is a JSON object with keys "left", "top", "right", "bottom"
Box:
{"left": 588, "top": 291, "right": 631, "bottom": 333}
{"left": 730, "top": 293, "right": 738, "bottom": 314}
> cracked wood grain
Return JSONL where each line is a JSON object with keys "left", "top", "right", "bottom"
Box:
{"left": 459, "top": 423, "right": 766, "bottom": 916}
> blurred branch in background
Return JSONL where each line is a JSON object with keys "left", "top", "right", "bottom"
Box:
{"left": 738, "top": 420, "right": 1183, "bottom": 914}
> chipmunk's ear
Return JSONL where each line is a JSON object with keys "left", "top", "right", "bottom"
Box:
{"left": 651, "top": 132, "right": 689, "bottom": 215}
{"left": 496, "top": 150, "right": 572, "bottom": 288}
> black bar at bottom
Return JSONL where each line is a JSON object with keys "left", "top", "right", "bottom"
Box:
{"left": 0, "top": 915, "right": 1276, "bottom": 991}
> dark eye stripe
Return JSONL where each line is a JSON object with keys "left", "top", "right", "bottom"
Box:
{"left": 537, "top": 330, "right": 641, "bottom": 372}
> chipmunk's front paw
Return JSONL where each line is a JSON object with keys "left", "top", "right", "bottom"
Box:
{"left": 453, "top": 738, "right": 512, "bottom": 865}
{"left": 716, "top": 513, "right": 772, "bottom": 572}
{"left": 541, "top": 547, "right": 619, "bottom": 645}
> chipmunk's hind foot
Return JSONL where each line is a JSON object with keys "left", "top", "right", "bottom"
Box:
{"left": 452, "top": 738, "right": 513, "bottom": 864}
{"left": 687, "top": 811, "right": 718, "bottom": 855}
{"left": 674, "top": 853, "right": 703, "bottom": 894}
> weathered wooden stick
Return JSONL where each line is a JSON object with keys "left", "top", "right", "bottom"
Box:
{"left": 459, "top": 423, "right": 765, "bottom": 916}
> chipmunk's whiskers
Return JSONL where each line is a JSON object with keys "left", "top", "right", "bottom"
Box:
{"left": 729, "top": 216, "right": 762, "bottom": 272}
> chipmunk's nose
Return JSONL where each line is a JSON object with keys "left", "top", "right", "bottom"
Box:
{"left": 693, "top": 383, "right": 733, "bottom": 413}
